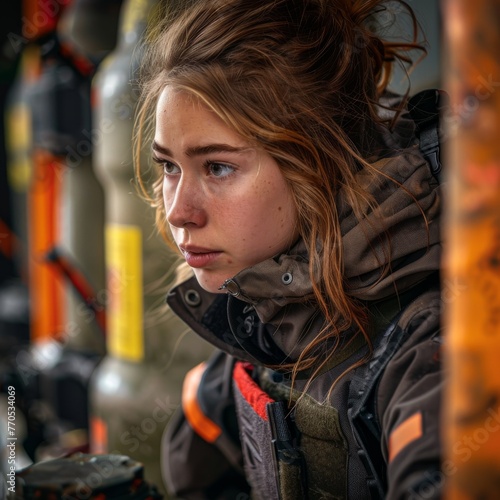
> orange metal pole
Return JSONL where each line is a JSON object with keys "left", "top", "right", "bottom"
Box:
{"left": 28, "top": 151, "right": 65, "bottom": 342}
{"left": 443, "top": 0, "right": 500, "bottom": 497}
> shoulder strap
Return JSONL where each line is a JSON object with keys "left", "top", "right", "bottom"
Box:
{"left": 407, "top": 88, "right": 449, "bottom": 184}
{"left": 348, "top": 276, "right": 440, "bottom": 499}
{"left": 348, "top": 309, "right": 407, "bottom": 499}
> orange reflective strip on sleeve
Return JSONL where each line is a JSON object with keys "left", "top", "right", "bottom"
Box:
{"left": 182, "top": 362, "right": 222, "bottom": 443}
{"left": 388, "top": 411, "right": 423, "bottom": 463}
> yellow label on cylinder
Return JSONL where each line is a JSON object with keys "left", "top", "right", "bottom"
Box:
{"left": 6, "top": 103, "right": 32, "bottom": 192}
{"left": 106, "top": 224, "right": 144, "bottom": 361}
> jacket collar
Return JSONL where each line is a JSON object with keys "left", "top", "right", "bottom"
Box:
{"left": 217, "top": 237, "right": 313, "bottom": 322}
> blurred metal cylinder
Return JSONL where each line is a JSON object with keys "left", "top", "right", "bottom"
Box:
{"left": 89, "top": 0, "right": 212, "bottom": 494}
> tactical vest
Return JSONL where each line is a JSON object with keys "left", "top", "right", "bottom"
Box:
{"left": 233, "top": 361, "right": 348, "bottom": 499}
{"left": 231, "top": 280, "right": 437, "bottom": 500}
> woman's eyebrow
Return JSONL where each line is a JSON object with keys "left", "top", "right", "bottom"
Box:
{"left": 152, "top": 140, "right": 250, "bottom": 157}
{"left": 152, "top": 140, "right": 172, "bottom": 156}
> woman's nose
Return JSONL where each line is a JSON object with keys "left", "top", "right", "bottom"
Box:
{"left": 164, "top": 176, "right": 206, "bottom": 229}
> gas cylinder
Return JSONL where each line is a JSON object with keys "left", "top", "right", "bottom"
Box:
{"left": 2, "top": 42, "right": 38, "bottom": 382}
{"left": 56, "top": 0, "right": 123, "bottom": 65}
{"left": 89, "top": 0, "right": 212, "bottom": 493}
{"left": 4, "top": 44, "right": 39, "bottom": 280}
{"left": 52, "top": 0, "right": 123, "bottom": 356}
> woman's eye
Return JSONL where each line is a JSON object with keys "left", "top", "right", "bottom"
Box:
{"left": 163, "top": 161, "right": 180, "bottom": 175}
{"left": 207, "top": 162, "right": 234, "bottom": 178}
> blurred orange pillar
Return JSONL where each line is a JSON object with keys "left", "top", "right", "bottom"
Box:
{"left": 28, "top": 151, "right": 65, "bottom": 342}
{"left": 443, "top": 0, "right": 500, "bottom": 497}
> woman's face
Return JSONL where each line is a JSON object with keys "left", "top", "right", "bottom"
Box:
{"left": 154, "top": 87, "right": 299, "bottom": 293}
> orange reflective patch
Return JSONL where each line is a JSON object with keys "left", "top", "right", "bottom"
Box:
{"left": 389, "top": 411, "right": 423, "bottom": 462}
{"left": 182, "top": 362, "right": 222, "bottom": 443}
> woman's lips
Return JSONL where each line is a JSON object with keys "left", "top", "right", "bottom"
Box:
{"left": 181, "top": 247, "right": 222, "bottom": 268}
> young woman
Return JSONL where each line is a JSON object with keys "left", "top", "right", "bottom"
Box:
{"left": 135, "top": 0, "right": 444, "bottom": 498}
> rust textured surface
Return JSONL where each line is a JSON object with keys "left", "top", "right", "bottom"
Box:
{"left": 443, "top": 0, "right": 500, "bottom": 497}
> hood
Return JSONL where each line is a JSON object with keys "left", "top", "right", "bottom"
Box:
{"left": 167, "top": 143, "right": 441, "bottom": 366}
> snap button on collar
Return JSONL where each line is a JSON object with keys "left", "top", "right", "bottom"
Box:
{"left": 184, "top": 289, "right": 201, "bottom": 307}
{"left": 282, "top": 272, "right": 293, "bottom": 285}
{"left": 219, "top": 279, "right": 241, "bottom": 297}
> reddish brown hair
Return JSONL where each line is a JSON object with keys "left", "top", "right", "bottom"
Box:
{"left": 135, "top": 0, "right": 426, "bottom": 383}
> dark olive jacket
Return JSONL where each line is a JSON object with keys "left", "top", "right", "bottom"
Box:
{"left": 161, "top": 142, "right": 445, "bottom": 499}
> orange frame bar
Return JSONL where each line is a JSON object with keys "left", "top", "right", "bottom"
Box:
{"left": 443, "top": 0, "right": 500, "bottom": 497}
{"left": 28, "top": 150, "right": 65, "bottom": 342}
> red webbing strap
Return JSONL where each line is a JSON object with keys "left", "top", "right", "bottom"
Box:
{"left": 233, "top": 361, "right": 275, "bottom": 421}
